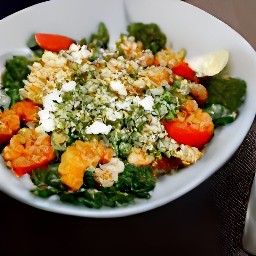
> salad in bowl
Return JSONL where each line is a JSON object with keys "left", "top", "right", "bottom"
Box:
{"left": 0, "top": 21, "right": 246, "bottom": 209}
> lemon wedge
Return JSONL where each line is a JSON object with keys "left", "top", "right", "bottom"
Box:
{"left": 187, "top": 49, "right": 229, "bottom": 77}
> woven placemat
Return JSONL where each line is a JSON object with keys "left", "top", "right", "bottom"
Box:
{"left": 210, "top": 117, "right": 256, "bottom": 255}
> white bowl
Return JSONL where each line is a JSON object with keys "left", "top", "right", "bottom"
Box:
{"left": 0, "top": 0, "right": 255, "bottom": 218}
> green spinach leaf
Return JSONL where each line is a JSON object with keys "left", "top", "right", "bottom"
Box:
{"left": 115, "top": 164, "right": 156, "bottom": 198}
{"left": 204, "top": 104, "right": 237, "bottom": 126}
{"left": 206, "top": 76, "right": 246, "bottom": 112}
{"left": 2, "top": 56, "right": 31, "bottom": 105}
{"left": 89, "top": 22, "right": 109, "bottom": 49}
{"left": 127, "top": 23, "right": 167, "bottom": 54}
{"left": 30, "top": 163, "right": 155, "bottom": 208}
{"left": 59, "top": 188, "right": 135, "bottom": 208}
{"left": 30, "top": 163, "right": 68, "bottom": 197}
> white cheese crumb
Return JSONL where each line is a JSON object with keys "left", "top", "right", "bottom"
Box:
{"left": 105, "top": 108, "right": 123, "bottom": 121}
{"left": 61, "top": 81, "right": 76, "bottom": 92}
{"left": 38, "top": 109, "right": 55, "bottom": 132}
{"left": 38, "top": 89, "right": 63, "bottom": 132}
{"left": 110, "top": 80, "right": 127, "bottom": 96}
{"left": 86, "top": 120, "right": 112, "bottom": 135}
{"left": 42, "top": 89, "right": 62, "bottom": 111}
{"left": 67, "top": 44, "right": 92, "bottom": 64}
{"left": 138, "top": 95, "right": 154, "bottom": 111}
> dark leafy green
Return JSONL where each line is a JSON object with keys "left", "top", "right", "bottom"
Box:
{"left": 30, "top": 163, "right": 68, "bottom": 198}
{"left": 30, "top": 163, "right": 155, "bottom": 208}
{"left": 89, "top": 22, "right": 109, "bottom": 49}
{"left": 127, "top": 23, "right": 167, "bottom": 54}
{"left": 59, "top": 188, "right": 135, "bottom": 208}
{"left": 83, "top": 168, "right": 98, "bottom": 188}
{"left": 27, "top": 34, "right": 44, "bottom": 58}
{"left": 204, "top": 104, "right": 237, "bottom": 126}
{"left": 2, "top": 56, "right": 31, "bottom": 105}
{"left": 204, "top": 75, "right": 246, "bottom": 126}
{"left": 115, "top": 164, "right": 156, "bottom": 198}
{"left": 206, "top": 76, "right": 246, "bottom": 112}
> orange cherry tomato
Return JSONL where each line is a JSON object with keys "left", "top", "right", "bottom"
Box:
{"left": 164, "top": 100, "right": 214, "bottom": 148}
{"left": 35, "top": 33, "right": 75, "bottom": 52}
{"left": 0, "top": 110, "right": 20, "bottom": 145}
{"left": 2, "top": 128, "right": 55, "bottom": 177}
{"left": 11, "top": 99, "right": 39, "bottom": 123}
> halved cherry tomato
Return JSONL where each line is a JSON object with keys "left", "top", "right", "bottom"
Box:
{"left": 164, "top": 100, "right": 214, "bottom": 148}
{"left": 172, "top": 61, "right": 198, "bottom": 82}
{"left": 153, "top": 156, "right": 182, "bottom": 171}
{"left": 11, "top": 99, "right": 39, "bottom": 123}
{"left": 35, "top": 33, "right": 75, "bottom": 52}
{"left": 0, "top": 110, "right": 20, "bottom": 145}
{"left": 2, "top": 128, "right": 55, "bottom": 177}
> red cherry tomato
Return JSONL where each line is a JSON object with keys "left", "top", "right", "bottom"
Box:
{"left": 35, "top": 33, "right": 75, "bottom": 52}
{"left": 164, "top": 100, "right": 214, "bottom": 148}
{"left": 165, "top": 119, "right": 214, "bottom": 148}
{"left": 153, "top": 156, "right": 182, "bottom": 171}
{"left": 172, "top": 61, "right": 198, "bottom": 82}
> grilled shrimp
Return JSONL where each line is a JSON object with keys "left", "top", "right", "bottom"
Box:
{"left": 0, "top": 110, "right": 20, "bottom": 145}
{"left": 58, "top": 140, "right": 114, "bottom": 191}
{"left": 94, "top": 157, "right": 125, "bottom": 187}
{"left": 189, "top": 83, "right": 208, "bottom": 106}
{"left": 2, "top": 127, "right": 55, "bottom": 177}
{"left": 144, "top": 66, "right": 172, "bottom": 87}
{"left": 127, "top": 147, "right": 155, "bottom": 166}
{"left": 11, "top": 99, "right": 40, "bottom": 123}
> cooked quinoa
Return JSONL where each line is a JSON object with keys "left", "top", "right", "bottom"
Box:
{"left": 21, "top": 35, "right": 202, "bottom": 169}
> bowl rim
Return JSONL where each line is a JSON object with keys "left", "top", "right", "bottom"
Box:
{"left": 0, "top": 0, "right": 255, "bottom": 218}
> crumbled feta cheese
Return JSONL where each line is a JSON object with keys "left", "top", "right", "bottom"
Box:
{"left": 80, "top": 45, "right": 92, "bottom": 59}
{"left": 42, "top": 89, "right": 62, "bottom": 111}
{"left": 138, "top": 95, "right": 154, "bottom": 111}
{"left": 66, "top": 44, "right": 92, "bottom": 64}
{"left": 38, "top": 109, "right": 55, "bottom": 132}
{"left": 61, "top": 81, "right": 76, "bottom": 92}
{"left": 40, "top": 118, "right": 55, "bottom": 132}
{"left": 110, "top": 80, "right": 127, "bottom": 96}
{"left": 86, "top": 120, "right": 112, "bottom": 135}
{"left": 69, "top": 44, "right": 80, "bottom": 52}
{"left": 105, "top": 108, "right": 123, "bottom": 121}
{"left": 115, "top": 100, "right": 132, "bottom": 111}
